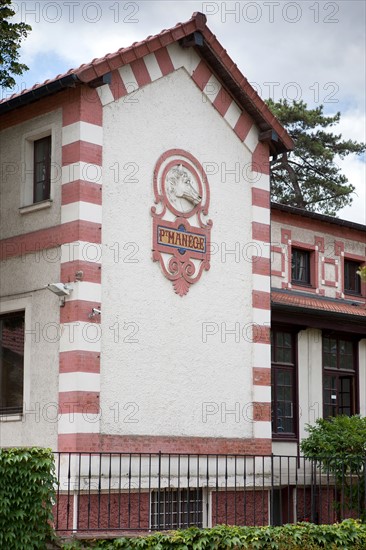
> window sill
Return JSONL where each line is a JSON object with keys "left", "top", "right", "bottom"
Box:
{"left": 344, "top": 292, "right": 364, "bottom": 301}
{"left": 272, "top": 434, "right": 298, "bottom": 441}
{"left": 291, "top": 281, "right": 312, "bottom": 288}
{"left": 19, "top": 199, "right": 53, "bottom": 214}
{"left": 290, "top": 284, "right": 318, "bottom": 294}
{"left": 0, "top": 414, "right": 22, "bottom": 422}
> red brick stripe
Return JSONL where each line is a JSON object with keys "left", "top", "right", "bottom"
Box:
{"left": 252, "top": 222, "right": 270, "bottom": 243}
{"left": 109, "top": 69, "right": 128, "bottom": 101}
{"left": 213, "top": 86, "right": 232, "bottom": 117}
{"left": 59, "top": 391, "right": 100, "bottom": 414}
{"left": 252, "top": 142, "right": 270, "bottom": 174}
{"left": 234, "top": 112, "right": 253, "bottom": 141}
{"left": 61, "top": 180, "right": 102, "bottom": 206}
{"left": 59, "top": 351, "right": 100, "bottom": 374}
{"left": 252, "top": 290, "right": 271, "bottom": 310}
{"left": 252, "top": 402, "right": 271, "bottom": 422}
{"left": 61, "top": 261, "right": 101, "bottom": 284}
{"left": 58, "top": 434, "right": 272, "bottom": 454}
{"left": 252, "top": 188, "right": 270, "bottom": 209}
{"left": 62, "top": 141, "right": 102, "bottom": 166}
{"left": 191, "top": 60, "right": 212, "bottom": 91}
{"left": 253, "top": 368, "right": 271, "bottom": 386}
{"left": 0, "top": 221, "right": 102, "bottom": 260}
{"left": 252, "top": 325, "right": 271, "bottom": 344}
{"left": 130, "top": 58, "right": 152, "bottom": 87}
{"left": 252, "top": 256, "right": 270, "bottom": 276}
{"left": 154, "top": 47, "right": 174, "bottom": 75}
{"left": 63, "top": 88, "right": 103, "bottom": 127}
{"left": 60, "top": 300, "right": 101, "bottom": 324}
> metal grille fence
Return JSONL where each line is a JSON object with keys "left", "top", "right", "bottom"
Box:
{"left": 53, "top": 452, "right": 366, "bottom": 533}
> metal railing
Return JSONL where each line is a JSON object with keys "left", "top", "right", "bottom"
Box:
{"left": 53, "top": 452, "right": 366, "bottom": 533}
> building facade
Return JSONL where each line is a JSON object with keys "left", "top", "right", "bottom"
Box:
{"left": 271, "top": 203, "right": 366, "bottom": 456}
{"left": 0, "top": 12, "right": 292, "bottom": 455}
{"left": 0, "top": 12, "right": 365, "bottom": 531}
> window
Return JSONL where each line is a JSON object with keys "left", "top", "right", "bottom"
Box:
{"left": 291, "top": 248, "right": 311, "bottom": 285}
{"left": 151, "top": 488, "right": 203, "bottom": 529}
{"left": 323, "top": 335, "right": 357, "bottom": 418}
{"left": 344, "top": 259, "right": 361, "bottom": 295}
{"left": 21, "top": 126, "right": 54, "bottom": 209}
{"left": 271, "top": 329, "right": 297, "bottom": 438}
{"left": 33, "top": 136, "right": 51, "bottom": 203}
{"left": 0, "top": 311, "right": 25, "bottom": 415}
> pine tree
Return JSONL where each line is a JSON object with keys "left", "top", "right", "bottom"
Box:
{"left": 266, "top": 99, "right": 366, "bottom": 216}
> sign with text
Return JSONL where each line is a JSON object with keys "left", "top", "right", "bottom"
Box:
{"left": 151, "top": 150, "right": 212, "bottom": 296}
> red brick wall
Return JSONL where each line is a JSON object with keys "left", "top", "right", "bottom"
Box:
{"left": 211, "top": 490, "right": 269, "bottom": 526}
{"left": 54, "top": 492, "right": 149, "bottom": 533}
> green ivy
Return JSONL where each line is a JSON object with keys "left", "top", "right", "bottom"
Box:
{"left": 60, "top": 520, "right": 366, "bottom": 550}
{"left": 0, "top": 447, "right": 57, "bottom": 549}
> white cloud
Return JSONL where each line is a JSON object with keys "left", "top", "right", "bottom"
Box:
{"left": 337, "top": 157, "right": 366, "bottom": 225}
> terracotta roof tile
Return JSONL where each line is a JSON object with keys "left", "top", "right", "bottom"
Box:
{"left": 272, "top": 291, "right": 366, "bottom": 317}
{"left": 0, "top": 12, "right": 293, "bottom": 152}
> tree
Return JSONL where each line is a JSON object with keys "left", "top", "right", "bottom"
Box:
{"left": 301, "top": 416, "right": 366, "bottom": 520}
{"left": 266, "top": 99, "right": 366, "bottom": 216}
{"left": 0, "top": 0, "right": 31, "bottom": 89}
{"left": 357, "top": 266, "right": 366, "bottom": 283}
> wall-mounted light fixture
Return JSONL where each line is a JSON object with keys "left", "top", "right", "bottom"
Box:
{"left": 89, "top": 308, "right": 101, "bottom": 319}
{"left": 47, "top": 283, "right": 73, "bottom": 296}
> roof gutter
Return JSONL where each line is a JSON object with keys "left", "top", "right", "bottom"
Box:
{"left": 0, "top": 74, "right": 80, "bottom": 115}
{"left": 271, "top": 202, "right": 366, "bottom": 233}
{"left": 272, "top": 302, "right": 366, "bottom": 335}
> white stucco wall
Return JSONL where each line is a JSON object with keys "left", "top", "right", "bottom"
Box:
{"left": 100, "top": 68, "right": 261, "bottom": 439}
{"left": 0, "top": 110, "right": 62, "bottom": 240}
{"left": 0, "top": 251, "right": 60, "bottom": 448}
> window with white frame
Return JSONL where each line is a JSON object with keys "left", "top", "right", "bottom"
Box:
{"left": 21, "top": 126, "right": 55, "bottom": 208}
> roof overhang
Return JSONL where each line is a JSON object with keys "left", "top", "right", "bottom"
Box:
{"left": 0, "top": 13, "right": 293, "bottom": 154}
{"left": 272, "top": 290, "right": 366, "bottom": 336}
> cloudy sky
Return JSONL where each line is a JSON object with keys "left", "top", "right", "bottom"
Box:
{"left": 6, "top": 0, "right": 366, "bottom": 224}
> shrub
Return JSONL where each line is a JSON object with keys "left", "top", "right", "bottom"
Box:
{"left": 0, "top": 447, "right": 57, "bottom": 549}
{"left": 60, "top": 520, "right": 366, "bottom": 549}
{"left": 300, "top": 416, "right": 366, "bottom": 520}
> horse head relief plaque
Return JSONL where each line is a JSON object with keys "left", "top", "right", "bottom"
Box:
{"left": 151, "top": 149, "right": 213, "bottom": 296}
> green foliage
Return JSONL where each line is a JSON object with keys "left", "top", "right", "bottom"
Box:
{"left": 0, "top": 447, "right": 57, "bottom": 549}
{"left": 301, "top": 416, "right": 366, "bottom": 520}
{"left": 0, "top": 0, "right": 31, "bottom": 89}
{"left": 357, "top": 266, "right": 366, "bottom": 282}
{"left": 300, "top": 415, "right": 366, "bottom": 463}
{"left": 60, "top": 520, "right": 366, "bottom": 549}
{"left": 266, "top": 99, "right": 366, "bottom": 216}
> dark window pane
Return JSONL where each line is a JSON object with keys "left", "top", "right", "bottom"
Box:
{"left": 323, "top": 335, "right": 356, "bottom": 418}
{"left": 272, "top": 329, "right": 296, "bottom": 437}
{"left": 33, "top": 136, "right": 51, "bottom": 203}
{"left": 283, "top": 333, "right": 292, "bottom": 348}
{"left": 291, "top": 249, "right": 310, "bottom": 285}
{"left": 344, "top": 260, "right": 361, "bottom": 295}
{"left": 323, "top": 337, "right": 329, "bottom": 353}
{"left": 0, "top": 312, "right": 25, "bottom": 415}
